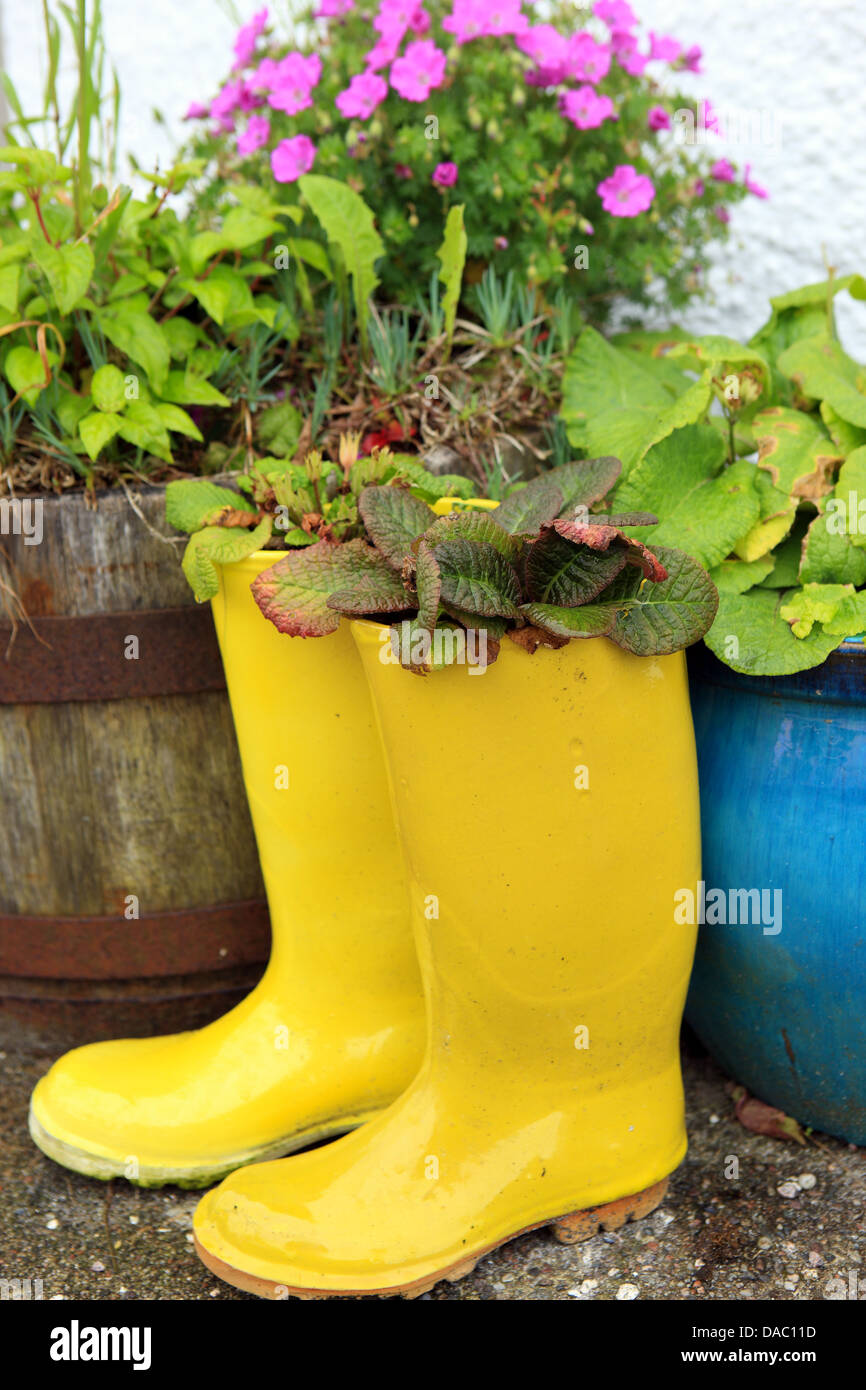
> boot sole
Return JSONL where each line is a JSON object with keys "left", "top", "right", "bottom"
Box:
{"left": 28, "top": 1105, "right": 385, "bottom": 1190}
{"left": 194, "top": 1175, "right": 670, "bottom": 1298}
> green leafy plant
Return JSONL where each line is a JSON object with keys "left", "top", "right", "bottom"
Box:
{"left": 0, "top": 146, "right": 304, "bottom": 489}
{"left": 183, "top": 2, "right": 756, "bottom": 322}
{"left": 165, "top": 438, "right": 477, "bottom": 601}
{"left": 249, "top": 457, "right": 718, "bottom": 671}
{"left": 559, "top": 273, "right": 866, "bottom": 675}
{"left": 0, "top": 1, "right": 307, "bottom": 491}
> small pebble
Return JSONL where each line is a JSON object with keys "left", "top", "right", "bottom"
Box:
{"left": 185, "top": 1233, "right": 195, "bottom": 1244}
{"left": 808, "top": 1250, "right": 823, "bottom": 1267}
{"left": 90, "top": 1261, "right": 105, "bottom": 1274}
{"left": 709, "top": 1113, "right": 719, "bottom": 1124}
{"left": 777, "top": 1181, "right": 801, "bottom": 1198}
{"left": 45, "top": 1218, "right": 59, "bottom": 1230}
{"left": 798, "top": 1173, "right": 817, "bottom": 1190}
{"left": 616, "top": 1283, "right": 639, "bottom": 1301}
{"left": 129, "top": 1215, "right": 140, "bottom": 1225}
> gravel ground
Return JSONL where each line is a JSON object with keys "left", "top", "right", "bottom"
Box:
{"left": 1, "top": 1031, "right": 863, "bottom": 1303}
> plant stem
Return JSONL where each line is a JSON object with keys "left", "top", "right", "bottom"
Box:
{"left": 74, "top": 0, "right": 89, "bottom": 236}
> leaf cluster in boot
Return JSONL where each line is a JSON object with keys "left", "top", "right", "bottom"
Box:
{"left": 252, "top": 457, "right": 719, "bottom": 671}
{"left": 166, "top": 440, "right": 475, "bottom": 601}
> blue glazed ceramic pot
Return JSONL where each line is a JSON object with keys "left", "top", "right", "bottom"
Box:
{"left": 686, "top": 638, "right": 866, "bottom": 1144}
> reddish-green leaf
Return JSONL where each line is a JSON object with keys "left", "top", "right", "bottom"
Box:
{"left": 253, "top": 538, "right": 405, "bottom": 636}
{"left": 359, "top": 484, "right": 435, "bottom": 568}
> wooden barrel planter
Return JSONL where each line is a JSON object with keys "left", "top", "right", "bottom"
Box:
{"left": 0, "top": 483, "right": 270, "bottom": 1052}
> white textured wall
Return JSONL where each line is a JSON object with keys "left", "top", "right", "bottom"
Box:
{"left": 3, "top": 0, "right": 865, "bottom": 352}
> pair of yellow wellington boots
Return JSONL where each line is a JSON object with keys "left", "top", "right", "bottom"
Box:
{"left": 31, "top": 549, "right": 701, "bottom": 1298}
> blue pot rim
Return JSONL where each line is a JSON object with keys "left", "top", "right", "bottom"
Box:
{"left": 689, "top": 636, "right": 864, "bottom": 703}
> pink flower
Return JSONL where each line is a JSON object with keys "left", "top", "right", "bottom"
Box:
{"left": 210, "top": 81, "right": 245, "bottom": 131}
{"left": 560, "top": 86, "right": 617, "bottom": 131}
{"left": 693, "top": 178, "right": 705, "bottom": 196}
{"left": 184, "top": 102, "right": 209, "bottom": 120}
{"left": 390, "top": 39, "right": 447, "bottom": 101}
{"left": 268, "top": 53, "right": 322, "bottom": 114}
{"left": 494, "top": 235, "right": 509, "bottom": 249}
{"left": 409, "top": 6, "right": 431, "bottom": 34}
{"left": 315, "top": 0, "right": 354, "bottom": 15}
{"left": 597, "top": 164, "right": 655, "bottom": 217}
{"left": 594, "top": 0, "right": 636, "bottom": 28}
{"left": 442, "top": 0, "right": 489, "bottom": 43}
{"left": 233, "top": 8, "right": 268, "bottom": 70}
{"left": 744, "top": 164, "right": 769, "bottom": 199}
{"left": 682, "top": 44, "right": 702, "bottom": 73}
{"left": 568, "top": 33, "right": 612, "bottom": 84}
{"left": 432, "top": 161, "right": 458, "bottom": 188}
{"left": 711, "top": 158, "right": 736, "bottom": 183}
{"left": 702, "top": 99, "right": 720, "bottom": 134}
{"left": 714, "top": 206, "right": 730, "bottom": 224}
{"left": 237, "top": 113, "right": 271, "bottom": 154}
{"left": 617, "top": 44, "right": 648, "bottom": 76}
{"left": 336, "top": 70, "right": 388, "bottom": 118}
{"left": 365, "top": 31, "right": 403, "bottom": 70}
{"left": 271, "top": 134, "right": 316, "bottom": 182}
{"left": 647, "top": 105, "right": 671, "bottom": 131}
{"left": 395, "top": 162, "right": 414, "bottom": 178}
{"left": 516, "top": 24, "right": 570, "bottom": 73}
{"left": 648, "top": 31, "right": 681, "bottom": 63}
{"left": 481, "top": 0, "right": 528, "bottom": 37}
{"left": 375, "top": 0, "right": 417, "bottom": 32}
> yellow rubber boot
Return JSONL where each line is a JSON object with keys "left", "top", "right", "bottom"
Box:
{"left": 29, "top": 560, "right": 424, "bottom": 1187}
{"left": 193, "top": 624, "right": 701, "bottom": 1294}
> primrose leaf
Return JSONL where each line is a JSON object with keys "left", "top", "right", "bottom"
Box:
{"left": 525, "top": 527, "right": 629, "bottom": 605}
{"left": 299, "top": 175, "right": 383, "bottom": 350}
{"left": 820, "top": 401, "right": 866, "bottom": 455}
{"left": 414, "top": 540, "right": 441, "bottom": 630}
{"left": 709, "top": 555, "right": 776, "bottom": 594}
{"left": 605, "top": 547, "right": 719, "bottom": 655}
{"left": 30, "top": 238, "right": 94, "bottom": 314}
{"left": 835, "top": 445, "right": 866, "bottom": 548}
{"left": 777, "top": 335, "right": 866, "bottom": 426}
{"left": 753, "top": 407, "right": 842, "bottom": 501}
{"left": 561, "top": 328, "right": 713, "bottom": 473}
{"left": 553, "top": 456, "right": 622, "bottom": 512}
{"left": 779, "top": 583, "right": 853, "bottom": 638}
{"left": 253, "top": 538, "right": 404, "bottom": 636}
{"left": 519, "top": 602, "right": 619, "bottom": 639}
{"left": 182, "top": 516, "right": 273, "bottom": 603}
{"left": 165, "top": 478, "right": 257, "bottom": 534}
{"left": 432, "top": 538, "right": 522, "bottom": 618}
{"left": 359, "top": 485, "right": 435, "bottom": 568}
{"left": 421, "top": 508, "right": 522, "bottom": 562}
{"left": 436, "top": 203, "right": 466, "bottom": 346}
{"left": 799, "top": 513, "right": 866, "bottom": 585}
{"left": 704, "top": 588, "right": 841, "bottom": 675}
{"left": 494, "top": 474, "right": 564, "bottom": 535}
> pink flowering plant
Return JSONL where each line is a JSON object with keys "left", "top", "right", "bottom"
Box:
{"left": 183, "top": 0, "right": 756, "bottom": 319}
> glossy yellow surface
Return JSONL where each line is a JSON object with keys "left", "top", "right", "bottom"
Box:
{"left": 29, "top": 557, "right": 424, "bottom": 1186}
{"left": 194, "top": 624, "right": 701, "bottom": 1291}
